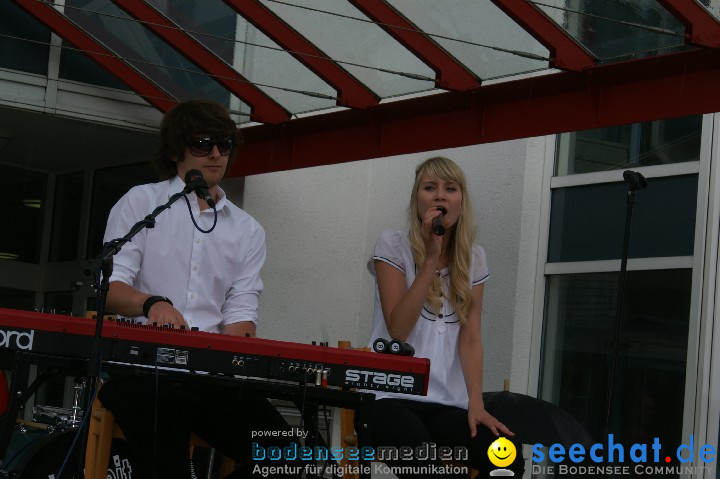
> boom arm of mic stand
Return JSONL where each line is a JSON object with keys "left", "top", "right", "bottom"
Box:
{"left": 84, "top": 188, "right": 190, "bottom": 378}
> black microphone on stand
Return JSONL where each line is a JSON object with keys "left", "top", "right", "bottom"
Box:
{"left": 432, "top": 206, "right": 447, "bottom": 236}
{"left": 185, "top": 169, "right": 215, "bottom": 208}
{"left": 623, "top": 170, "right": 647, "bottom": 191}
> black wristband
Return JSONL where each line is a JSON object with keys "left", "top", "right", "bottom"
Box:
{"left": 143, "top": 296, "right": 173, "bottom": 318}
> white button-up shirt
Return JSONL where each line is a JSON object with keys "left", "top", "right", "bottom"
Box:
{"left": 367, "top": 230, "right": 489, "bottom": 408}
{"left": 104, "top": 175, "right": 266, "bottom": 333}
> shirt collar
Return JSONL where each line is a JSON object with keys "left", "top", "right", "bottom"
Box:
{"left": 169, "top": 174, "right": 229, "bottom": 212}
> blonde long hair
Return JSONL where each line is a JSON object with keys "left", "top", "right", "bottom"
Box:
{"left": 409, "top": 157, "right": 476, "bottom": 324}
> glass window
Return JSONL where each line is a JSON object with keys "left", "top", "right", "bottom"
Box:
{"left": 64, "top": 0, "right": 231, "bottom": 106}
{"left": 58, "top": 40, "right": 129, "bottom": 90}
{"left": 540, "top": 270, "right": 691, "bottom": 452}
{"left": 0, "top": 286, "right": 35, "bottom": 311}
{"left": 49, "top": 172, "right": 85, "bottom": 262}
{"left": 0, "top": 2, "right": 51, "bottom": 75}
{"left": 548, "top": 175, "right": 697, "bottom": 263}
{"left": 148, "top": 0, "right": 235, "bottom": 63}
{"left": 535, "top": 0, "right": 688, "bottom": 63}
{"left": 0, "top": 166, "right": 46, "bottom": 264}
{"left": 87, "top": 163, "right": 157, "bottom": 259}
{"left": 556, "top": 116, "right": 702, "bottom": 176}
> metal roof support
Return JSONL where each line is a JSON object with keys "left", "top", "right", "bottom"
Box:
{"left": 348, "top": 0, "right": 481, "bottom": 91}
{"left": 12, "top": 0, "right": 176, "bottom": 112}
{"left": 224, "top": 0, "right": 379, "bottom": 109}
{"left": 231, "top": 48, "right": 720, "bottom": 176}
{"left": 658, "top": 0, "right": 720, "bottom": 48}
{"left": 491, "top": 0, "right": 596, "bottom": 71}
{"left": 111, "top": 0, "right": 290, "bottom": 124}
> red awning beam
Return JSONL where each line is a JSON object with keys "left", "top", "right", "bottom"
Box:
{"left": 231, "top": 48, "right": 720, "bottom": 177}
{"left": 111, "top": 0, "right": 289, "bottom": 124}
{"left": 224, "top": 0, "right": 379, "bottom": 110}
{"left": 491, "top": 0, "right": 596, "bottom": 71}
{"left": 348, "top": 0, "right": 481, "bottom": 91}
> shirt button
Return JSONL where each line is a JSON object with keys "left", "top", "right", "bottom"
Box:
{"left": 190, "top": 294, "right": 196, "bottom": 300}
{"left": 436, "top": 272, "right": 441, "bottom": 277}
{"left": 192, "top": 266, "right": 198, "bottom": 271}
{"left": 195, "top": 238, "right": 200, "bottom": 244}
{"left": 438, "top": 313, "right": 444, "bottom": 319}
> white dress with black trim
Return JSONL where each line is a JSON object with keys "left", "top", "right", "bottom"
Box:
{"left": 367, "top": 229, "right": 489, "bottom": 409}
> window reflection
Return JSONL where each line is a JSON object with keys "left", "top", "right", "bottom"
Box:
{"left": 540, "top": 270, "right": 691, "bottom": 478}
{"left": 545, "top": 0, "right": 688, "bottom": 62}
{"left": 0, "top": 2, "right": 51, "bottom": 75}
{"left": 548, "top": 175, "right": 697, "bottom": 262}
{"left": 87, "top": 162, "right": 157, "bottom": 259}
{"left": 49, "top": 172, "right": 85, "bottom": 262}
{"left": 556, "top": 116, "right": 702, "bottom": 176}
{"left": 58, "top": 40, "right": 129, "bottom": 90}
{"left": 64, "top": 0, "right": 231, "bottom": 105}
{"left": 0, "top": 166, "right": 46, "bottom": 264}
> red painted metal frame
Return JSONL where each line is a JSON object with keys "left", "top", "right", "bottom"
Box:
{"left": 230, "top": 47, "right": 719, "bottom": 177}
{"left": 224, "top": 0, "right": 379, "bottom": 110}
{"left": 348, "top": 0, "right": 481, "bottom": 91}
{"left": 13, "top": 0, "right": 176, "bottom": 112}
{"left": 111, "top": 0, "right": 290, "bottom": 124}
{"left": 658, "top": 0, "right": 720, "bottom": 48}
{"left": 491, "top": 0, "right": 596, "bottom": 71}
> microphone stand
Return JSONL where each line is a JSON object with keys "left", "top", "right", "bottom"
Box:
{"left": 59, "top": 186, "right": 192, "bottom": 478}
{"left": 603, "top": 171, "right": 648, "bottom": 441}
{"left": 84, "top": 185, "right": 191, "bottom": 377}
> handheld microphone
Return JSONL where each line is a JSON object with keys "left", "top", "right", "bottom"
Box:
{"left": 184, "top": 169, "right": 216, "bottom": 208}
{"left": 431, "top": 207, "right": 447, "bottom": 236}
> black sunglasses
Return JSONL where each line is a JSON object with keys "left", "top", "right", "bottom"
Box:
{"left": 186, "top": 137, "right": 234, "bottom": 157}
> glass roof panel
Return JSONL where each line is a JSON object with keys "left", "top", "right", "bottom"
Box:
{"left": 258, "top": 0, "right": 436, "bottom": 99}
{"left": 387, "top": 0, "right": 550, "bottom": 81}
{"left": 696, "top": 0, "right": 719, "bottom": 23}
{"left": 64, "top": 0, "right": 236, "bottom": 106}
{"left": 532, "top": 0, "right": 690, "bottom": 63}
{"left": 147, "top": 0, "right": 337, "bottom": 118}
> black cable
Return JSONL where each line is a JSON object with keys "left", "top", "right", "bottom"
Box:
{"left": 54, "top": 377, "right": 100, "bottom": 479}
{"left": 183, "top": 194, "right": 217, "bottom": 234}
{"left": 153, "top": 353, "right": 160, "bottom": 479}
{"left": 317, "top": 403, "right": 340, "bottom": 479}
{"left": 296, "top": 377, "right": 309, "bottom": 479}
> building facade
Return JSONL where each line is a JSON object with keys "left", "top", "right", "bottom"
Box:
{"left": 1, "top": 1, "right": 719, "bottom": 478}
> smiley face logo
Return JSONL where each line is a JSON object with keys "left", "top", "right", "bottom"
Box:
{"left": 487, "top": 437, "right": 517, "bottom": 468}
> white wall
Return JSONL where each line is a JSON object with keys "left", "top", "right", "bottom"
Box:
{"left": 242, "top": 137, "right": 547, "bottom": 393}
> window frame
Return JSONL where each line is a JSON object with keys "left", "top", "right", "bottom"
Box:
{"left": 528, "top": 113, "right": 715, "bottom": 470}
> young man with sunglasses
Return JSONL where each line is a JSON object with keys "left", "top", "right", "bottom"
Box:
{"left": 99, "top": 100, "right": 295, "bottom": 478}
